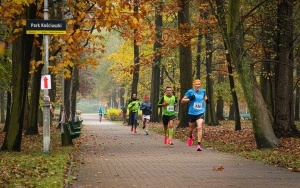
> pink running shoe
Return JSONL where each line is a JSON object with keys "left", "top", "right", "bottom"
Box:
{"left": 187, "top": 137, "right": 193, "bottom": 146}
{"left": 196, "top": 144, "right": 202, "bottom": 151}
{"left": 164, "top": 136, "right": 168, "bottom": 144}
{"left": 169, "top": 139, "right": 173, "bottom": 145}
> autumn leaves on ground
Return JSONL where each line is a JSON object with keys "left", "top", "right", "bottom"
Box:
{"left": 0, "top": 120, "right": 299, "bottom": 186}
{"left": 151, "top": 120, "right": 300, "bottom": 172}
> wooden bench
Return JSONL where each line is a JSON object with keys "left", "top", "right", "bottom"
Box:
{"left": 62, "top": 122, "right": 81, "bottom": 139}
{"left": 68, "top": 120, "right": 83, "bottom": 132}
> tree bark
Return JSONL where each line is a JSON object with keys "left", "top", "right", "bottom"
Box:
{"left": 70, "top": 66, "right": 79, "bottom": 121}
{"left": 131, "top": 0, "right": 140, "bottom": 95}
{"left": 0, "top": 91, "right": 5, "bottom": 123}
{"left": 26, "top": 36, "right": 43, "bottom": 135}
{"left": 151, "top": 2, "right": 162, "bottom": 122}
{"left": 273, "top": 0, "right": 299, "bottom": 137}
{"left": 178, "top": 0, "right": 192, "bottom": 128}
{"left": 214, "top": 0, "right": 241, "bottom": 129}
{"left": 204, "top": 29, "right": 219, "bottom": 126}
{"left": 1, "top": 28, "right": 34, "bottom": 151}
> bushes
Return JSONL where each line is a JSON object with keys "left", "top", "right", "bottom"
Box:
{"left": 107, "top": 108, "right": 122, "bottom": 121}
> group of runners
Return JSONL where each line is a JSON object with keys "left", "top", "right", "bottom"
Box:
{"left": 126, "top": 79, "right": 209, "bottom": 151}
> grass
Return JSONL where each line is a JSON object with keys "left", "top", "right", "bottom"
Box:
{"left": 0, "top": 124, "right": 78, "bottom": 188}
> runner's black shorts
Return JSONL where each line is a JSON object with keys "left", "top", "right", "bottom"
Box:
{"left": 162, "top": 115, "right": 176, "bottom": 126}
{"left": 188, "top": 113, "right": 204, "bottom": 123}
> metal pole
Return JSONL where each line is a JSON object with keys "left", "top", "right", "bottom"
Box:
{"left": 43, "top": 0, "right": 51, "bottom": 154}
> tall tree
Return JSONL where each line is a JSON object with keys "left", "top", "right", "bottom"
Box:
{"left": 1, "top": 3, "right": 36, "bottom": 151}
{"left": 213, "top": 0, "right": 241, "bottom": 130}
{"left": 131, "top": 0, "right": 140, "bottom": 95}
{"left": 178, "top": 0, "right": 193, "bottom": 128}
{"left": 273, "top": 0, "right": 299, "bottom": 137}
{"left": 151, "top": 1, "right": 163, "bottom": 122}
{"left": 26, "top": 36, "right": 43, "bottom": 135}
{"left": 204, "top": 10, "right": 219, "bottom": 126}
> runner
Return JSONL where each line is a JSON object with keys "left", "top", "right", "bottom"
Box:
{"left": 127, "top": 94, "right": 140, "bottom": 133}
{"left": 181, "top": 79, "right": 209, "bottom": 151}
{"left": 157, "top": 86, "right": 178, "bottom": 145}
{"left": 98, "top": 106, "right": 103, "bottom": 122}
{"left": 140, "top": 95, "right": 152, "bottom": 135}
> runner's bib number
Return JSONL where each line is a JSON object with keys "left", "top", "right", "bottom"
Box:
{"left": 193, "top": 102, "right": 202, "bottom": 110}
{"left": 167, "top": 105, "right": 174, "bottom": 111}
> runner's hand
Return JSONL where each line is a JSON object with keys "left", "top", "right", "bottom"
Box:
{"left": 189, "top": 94, "right": 195, "bottom": 101}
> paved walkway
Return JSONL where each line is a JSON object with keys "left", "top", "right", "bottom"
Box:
{"left": 69, "top": 114, "right": 300, "bottom": 188}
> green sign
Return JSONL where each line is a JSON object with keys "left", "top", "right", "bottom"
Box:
{"left": 26, "top": 19, "right": 66, "bottom": 34}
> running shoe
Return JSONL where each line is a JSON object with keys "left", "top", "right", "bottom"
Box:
{"left": 187, "top": 137, "right": 193, "bottom": 146}
{"left": 164, "top": 136, "right": 168, "bottom": 144}
{"left": 131, "top": 126, "right": 133, "bottom": 132}
{"left": 169, "top": 139, "right": 173, "bottom": 145}
{"left": 142, "top": 124, "right": 146, "bottom": 129}
{"left": 146, "top": 130, "right": 149, "bottom": 135}
{"left": 134, "top": 128, "right": 137, "bottom": 133}
{"left": 196, "top": 144, "right": 202, "bottom": 151}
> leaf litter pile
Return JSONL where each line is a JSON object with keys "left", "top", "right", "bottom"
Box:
{"left": 150, "top": 120, "right": 300, "bottom": 172}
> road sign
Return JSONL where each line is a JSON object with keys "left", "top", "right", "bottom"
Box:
{"left": 26, "top": 19, "right": 66, "bottom": 34}
{"left": 41, "top": 75, "right": 51, "bottom": 90}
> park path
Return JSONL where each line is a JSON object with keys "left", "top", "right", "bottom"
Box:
{"left": 69, "top": 114, "right": 300, "bottom": 188}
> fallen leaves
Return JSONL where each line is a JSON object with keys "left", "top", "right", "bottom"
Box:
{"left": 213, "top": 166, "right": 225, "bottom": 171}
{"left": 150, "top": 120, "right": 300, "bottom": 172}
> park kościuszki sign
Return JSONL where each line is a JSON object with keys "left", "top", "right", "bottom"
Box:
{"left": 26, "top": 19, "right": 66, "bottom": 34}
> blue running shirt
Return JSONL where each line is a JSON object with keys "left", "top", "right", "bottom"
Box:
{"left": 184, "top": 88, "right": 206, "bottom": 115}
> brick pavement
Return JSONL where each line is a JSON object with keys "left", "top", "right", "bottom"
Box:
{"left": 69, "top": 114, "right": 300, "bottom": 188}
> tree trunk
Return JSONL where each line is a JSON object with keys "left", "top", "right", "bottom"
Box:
{"left": 196, "top": 8, "right": 203, "bottom": 79}
{"left": 273, "top": 0, "right": 299, "bottom": 137}
{"left": 216, "top": 96, "right": 224, "bottom": 120}
{"left": 131, "top": 0, "right": 140, "bottom": 95}
{"left": 70, "top": 66, "right": 79, "bottom": 121}
{"left": 26, "top": 36, "right": 43, "bottom": 135}
{"left": 260, "top": 4, "right": 276, "bottom": 117}
{"left": 178, "top": 0, "right": 192, "bottom": 128}
{"left": 64, "top": 76, "right": 72, "bottom": 121}
{"left": 151, "top": 1, "right": 162, "bottom": 122}
{"left": 3, "top": 90, "right": 11, "bottom": 132}
{"left": 214, "top": 0, "right": 241, "bottom": 129}
{"left": 119, "top": 87, "right": 125, "bottom": 107}
{"left": 204, "top": 29, "right": 219, "bottom": 126}
{"left": 295, "top": 69, "right": 300, "bottom": 120}
{"left": 228, "top": 103, "right": 234, "bottom": 120}
{"left": 1, "top": 28, "right": 34, "bottom": 151}
{"left": 0, "top": 91, "right": 5, "bottom": 123}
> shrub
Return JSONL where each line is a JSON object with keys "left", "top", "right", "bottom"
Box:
{"left": 107, "top": 108, "right": 121, "bottom": 121}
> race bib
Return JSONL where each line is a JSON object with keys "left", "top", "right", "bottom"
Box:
{"left": 167, "top": 105, "right": 174, "bottom": 111}
{"left": 193, "top": 102, "right": 202, "bottom": 110}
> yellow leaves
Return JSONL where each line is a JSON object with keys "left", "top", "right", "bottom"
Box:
{"left": 13, "top": 28, "right": 22, "bottom": 34}
{"left": 67, "top": 37, "right": 74, "bottom": 44}
{"left": 0, "top": 44, "right": 5, "bottom": 56}
{"left": 49, "top": 56, "right": 55, "bottom": 61}
{"left": 132, "top": 17, "right": 139, "bottom": 25}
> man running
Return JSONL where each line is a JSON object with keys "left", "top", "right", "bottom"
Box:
{"left": 157, "top": 86, "right": 178, "bottom": 145}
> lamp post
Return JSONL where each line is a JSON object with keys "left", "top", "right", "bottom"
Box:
{"left": 43, "top": 0, "right": 51, "bottom": 154}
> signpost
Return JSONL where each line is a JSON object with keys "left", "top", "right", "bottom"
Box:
{"left": 26, "top": 19, "right": 66, "bottom": 34}
{"left": 26, "top": 0, "right": 66, "bottom": 154}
